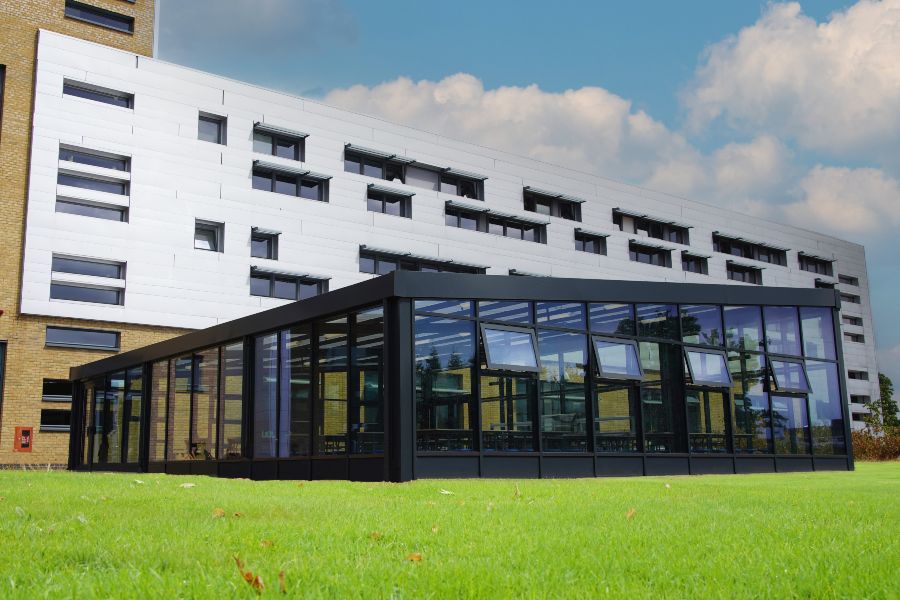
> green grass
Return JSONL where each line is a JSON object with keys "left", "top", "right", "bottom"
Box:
{"left": 1, "top": 464, "right": 898, "bottom": 599}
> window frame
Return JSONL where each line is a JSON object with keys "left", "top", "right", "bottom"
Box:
{"left": 591, "top": 335, "right": 644, "bottom": 381}
{"left": 769, "top": 357, "right": 812, "bottom": 394}
{"left": 56, "top": 198, "right": 128, "bottom": 221}
{"left": 59, "top": 146, "right": 130, "bottom": 172}
{"left": 45, "top": 326, "right": 120, "bottom": 351}
{"left": 64, "top": 0, "right": 134, "bottom": 33}
{"left": 194, "top": 220, "right": 224, "bottom": 253}
{"left": 798, "top": 254, "right": 833, "bottom": 276}
{"left": 62, "top": 80, "right": 133, "bottom": 108}
{"left": 250, "top": 232, "right": 279, "bottom": 260}
{"left": 574, "top": 231, "right": 607, "bottom": 255}
{"left": 50, "top": 283, "right": 123, "bottom": 306}
{"left": 249, "top": 271, "right": 328, "bottom": 301}
{"left": 727, "top": 261, "right": 763, "bottom": 285}
{"left": 713, "top": 233, "right": 787, "bottom": 266}
{"left": 681, "top": 252, "right": 708, "bottom": 275}
{"left": 42, "top": 378, "right": 74, "bottom": 403}
{"left": 39, "top": 408, "right": 72, "bottom": 432}
{"left": 253, "top": 129, "right": 304, "bottom": 162}
{"left": 344, "top": 150, "right": 407, "bottom": 183}
{"left": 523, "top": 189, "right": 582, "bottom": 222}
{"left": 367, "top": 189, "right": 412, "bottom": 218}
{"left": 251, "top": 167, "right": 329, "bottom": 202}
{"left": 57, "top": 172, "right": 128, "bottom": 196}
{"left": 479, "top": 323, "right": 542, "bottom": 373}
{"left": 683, "top": 347, "right": 733, "bottom": 387}
{"left": 628, "top": 241, "right": 672, "bottom": 268}
{"left": 198, "top": 113, "right": 226, "bottom": 145}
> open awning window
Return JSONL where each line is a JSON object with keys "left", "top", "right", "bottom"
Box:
{"left": 480, "top": 324, "right": 540, "bottom": 372}
{"left": 770, "top": 358, "right": 812, "bottom": 394}
{"left": 592, "top": 336, "right": 643, "bottom": 380}
{"left": 684, "top": 348, "right": 732, "bottom": 387}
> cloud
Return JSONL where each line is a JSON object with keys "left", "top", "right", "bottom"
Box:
{"left": 682, "top": 1, "right": 900, "bottom": 164}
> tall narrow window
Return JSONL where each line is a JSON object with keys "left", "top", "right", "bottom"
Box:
{"left": 317, "top": 317, "right": 349, "bottom": 454}
{"left": 219, "top": 342, "right": 244, "bottom": 460}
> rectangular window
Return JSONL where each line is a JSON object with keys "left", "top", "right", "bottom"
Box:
{"left": 46, "top": 326, "right": 119, "bottom": 350}
{"left": 730, "top": 353, "right": 772, "bottom": 454}
{"left": 63, "top": 80, "right": 133, "bottom": 108}
{"left": 480, "top": 325, "right": 540, "bottom": 372}
{"left": 250, "top": 232, "right": 278, "bottom": 260}
{"left": 440, "top": 174, "right": 482, "bottom": 200}
{"left": 764, "top": 306, "right": 802, "bottom": 355}
{"left": 800, "top": 307, "right": 836, "bottom": 360}
{"left": 56, "top": 198, "right": 127, "bottom": 221}
{"left": 40, "top": 409, "right": 71, "bottom": 432}
{"left": 636, "top": 303, "right": 679, "bottom": 340}
{"left": 684, "top": 349, "right": 732, "bottom": 387}
{"left": 770, "top": 358, "right": 811, "bottom": 394}
{"left": 713, "top": 234, "right": 786, "bottom": 266}
{"left": 52, "top": 255, "right": 123, "bottom": 279}
{"left": 842, "top": 315, "right": 863, "bottom": 326}
{"left": 574, "top": 231, "right": 607, "bottom": 255}
{"left": 58, "top": 172, "right": 127, "bottom": 195}
{"left": 65, "top": 0, "right": 134, "bottom": 32}
{"left": 687, "top": 390, "right": 728, "bottom": 453}
{"left": 367, "top": 189, "right": 412, "bottom": 218}
{"left": 798, "top": 254, "right": 833, "bottom": 276}
{"left": 359, "top": 249, "right": 484, "bottom": 275}
{"left": 249, "top": 271, "right": 327, "bottom": 301}
{"left": 316, "top": 317, "right": 349, "bottom": 454}
{"left": 850, "top": 395, "right": 869, "bottom": 404}
{"left": 847, "top": 370, "right": 868, "bottom": 381}
{"left": 614, "top": 210, "right": 690, "bottom": 245}
{"left": 681, "top": 304, "right": 724, "bottom": 346}
{"left": 219, "top": 342, "right": 244, "bottom": 459}
{"left": 838, "top": 274, "right": 859, "bottom": 286}
{"left": 727, "top": 262, "right": 763, "bottom": 285}
{"left": 589, "top": 303, "right": 635, "bottom": 336}
{"left": 344, "top": 150, "right": 407, "bottom": 183}
{"left": 252, "top": 167, "right": 328, "bottom": 202}
{"left": 844, "top": 332, "right": 865, "bottom": 343}
{"left": 42, "top": 378, "right": 73, "bottom": 402}
{"left": 538, "top": 330, "right": 588, "bottom": 452}
{"left": 724, "top": 305, "right": 764, "bottom": 352}
{"left": 524, "top": 189, "right": 582, "bottom": 222}
{"left": 592, "top": 336, "right": 643, "bottom": 380}
{"left": 194, "top": 220, "right": 223, "bottom": 252}
{"left": 681, "top": 252, "right": 708, "bottom": 274}
{"left": 629, "top": 241, "right": 671, "bottom": 267}
{"left": 772, "top": 395, "right": 810, "bottom": 454}
{"left": 198, "top": 114, "right": 226, "bottom": 144}
{"left": 59, "top": 147, "right": 129, "bottom": 171}
{"left": 253, "top": 127, "right": 305, "bottom": 161}
{"left": 50, "top": 283, "right": 122, "bottom": 305}
{"left": 840, "top": 293, "right": 861, "bottom": 304}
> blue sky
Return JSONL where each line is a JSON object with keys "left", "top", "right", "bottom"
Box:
{"left": 158, "top": 0, "right": 899, "bottom": 384}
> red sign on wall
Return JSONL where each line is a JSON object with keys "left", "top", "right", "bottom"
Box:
{"left": 14, "top": 427, "right": 33, "bottom": 452}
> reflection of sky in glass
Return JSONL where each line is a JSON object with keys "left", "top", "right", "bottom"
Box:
{"left": 483, "top": 327, "right": 538, "bottom": 369}
{"left": 800, "top": 307, "right": 836, "bottom": 360}
{"left": 414, "top": 316, "right": 475, "bottom": 370}
{"left": 724, "top": 306, "right": 763, "bottom": 352}
{"left": 594, "top": 339, "right": 642, "bottom": 378}
{"left": 681, "top": 305, "right": 723, "bottom": 346}
{"left": 589, "top": 303, "right": 635, "bottom": 335}
{"left": 686, "top": 350, "right": 731, "bottom": 385}
{"left": 764, "top": 306, "right": 802, "bottom": 356}
{"left": 478, "top": 301, "right": 532, "bottom": 324}
{"left": 536, "top": 302, "right": 586, "bottom": 329}
{"left": 770, "top": 359, "right": 810, "bottom": 392}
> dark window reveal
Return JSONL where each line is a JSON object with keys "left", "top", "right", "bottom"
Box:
{"left": 50, "top": 284, "right": 122, "bottom": 305}
{"left": 727, "top": 262, "right": 763, "bottom": 285}
{"left": 253, "top": 130, "right": 304, "bottom": 161}
{"left": 367, "top": 189, "right": 411, "bottom": 218}
{"left": 43, "top": 379, "right": 73, "bottom": 402}
{"left": 446, "top": 206, "right": 546, "bottom": 243}
{"left": 252, "top": 167, "right": 327, "bottom": 202}
{"left": 629, "top": 241, "right": 671, "bottom": 267}
{"left": 52, "top": 256, "right": 123, "bottom": 279}
{"left": 614, "top": 209, "right": 690, "bottom": 245}
{"left": 359, "top": 250, "right": 484, "bottom": 275}
{"left": 45, "top": 326, "right": 119, "bottom": 350}
{"left": 58, "top": 172, "right": 127, "bottom": 195}
{"left": 65, "top": 0, "right": 134, "bottom": 33}
{"left": 198, "top": 114, "right": 226, "bottom": 144}
{"left": 713, "top": 234, "right": 787, "bottom": 266}
{"left": 575, "top": 231, "right": 607, "bottom": 255}
{"left": 40, "top": 409, "right": 72, "bottom": 432}
{"left": 250, "top": 272, "right": 327, "bottom": 301}
{"left": 524, "top": 189, "right": 582, "bottom": 222}
{"left": 63, "top": 80, "right": 133, "bottom": 108}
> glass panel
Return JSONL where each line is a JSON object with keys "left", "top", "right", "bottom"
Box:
{"left": 481, "top": 375, "right": 536, "bottom": 451}
{"left": 538, "top": 331, "right": 588, "bottom": 452}
{"left": 482, "top": 327, "right": 539, "bottom": 371}
{"left": 687, "top": 390, "right": 727, "bottom": 453}
{"left": 273, "top": 277, "right": 297, "bottom": 300}
{"left": 344, "top": 153, "right": 360, "bottom": 174}
{"left": 730, "top": 353, "right": 771, "bottom": 453}
{"left": 680, "top": 305, "right": 723, "bottom": 346}
{"left": 772, "top": 395, "right": 810, "bottom": 454}
{"left": 363, "top": 158, "right": 383, "bottom": 179}
{"left": 415, "top": 316, "right": 476, "bottom": 451}
{"left": 367, "top": 195, "right": 383, "bottom": 213}
{"left": 459, "top": 212, "right": 478, "bottom": 230}
{"left": 383, "top": 195, "right": 403, "bottom": 216}
{"left": 440, "top": 175, "right": 458, "bottom": 196}
{"left": 148, "top": 360, "right": 168, "bottom": 462}
{"left": 724, "top": 306, "right": 764, "bottom": 352}
{"left": 276, "top": 138, "right": 298, "bottom": 160}
{"left": 536, "top": 302, "right": 586, "bottom": 329}
{"left": 376, "top": 259, "right": 396, "bottom": 275}
{"left": 253, "top": 132, "right": 273, "bottom": 154}
{"left": 685, "top": 350, "right": 731, "bottom": 386}
{"left": 52, "top": 257, "right": 121, "bottom": 279}
{"left": 51, "top": 284, "right": 120, "bottom": 305}
{"left": 352, "top": 307, "right": 384, "bottom": 453}
{"left": 253, "top": 333, "right": 278, "bottom": 458}
{"left": 636, "top": 304, "right": 679, "bottom": 339}
{"left": 317, "top": 317, "right": 349, "bottom": 454}
{"left": 806, "top": 361, "right": 845, "bottom": 454}
{"left": 191, "top": 348, "right": 218, "bottom": 460}
{"left": 250, "top": 275, "right": 270, "bottom": 297}
{"left": 167, "top": 357, "right": 191, "bottom": 461}
{"left": 57, "top": 173, "right": 126, "bottom": 195}
{"left": 46, "top": 326, "right": 118, "bottom": 349}
{"left": 639, "top": 342, "right": 686, "bottom": 453}
{"left": 298, "top": 281, "right": 320, "bottom": 300}
{"left": 251, "top": 237, "right": 273, "bottom": 259}
{"left": 275, "top": 174, "right": 298, "bottom": 196}
{"left": 385, "top": 163, "right": 404, "bottom": 183}
{"left": 800, "top": 307, "right": 836, "bottom": 360}
{"left": 56, "top": 199, "right": 126, "bottom": 221}
{"left": 589, "top": 303, "right": 635, "bottom": 335}
{"left": 194, "top": 227, "right": 217, "bottom": 251}
{"left": 82, "top": 380, "right": 94, "bottom": 466}
{"left": 218, "top": 342, "right": 244, "bottom": 460}
{"left": 764, "top": 306, "right": 802, "bottom": 356}
{"left": 300, "top": 180, "right": 321, "bottom": 201}
{"left": 198, "top": 117, "right": 222, "bottom": 143}
{"left": 279, "top": 326, "right": 312, "bottom": 456}
{"left": 123, "top": 367, "right": 142, "bottom": 463}
{"left": 91, "top": 379, "right": 106, "bottom": 464}
{"left": 593, "top": 338, "right": 642, "bottom": 379}
{"left": 252, "top": 171, "right": 271, "bottom": 191}
{"left": 478, "top": 300, "right": 532, "bottom": 324}
{"left": 63, "top": 83, "right": 131, "bottom": 107}
{"left": 415, "top": 299, "right": 473, "bottom": 317}
{"left": 771, "top": 359, "right": 811, "bottom": 393}
{"left": 104, "top": 372, "right": 125, "bottom": 464}
{"left": 595, "top": 384, "right": 638, "bottom": 452}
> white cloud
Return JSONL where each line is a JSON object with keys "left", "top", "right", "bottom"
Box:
{"left": 682, "top": 1, "right": 900, "bottom": 162}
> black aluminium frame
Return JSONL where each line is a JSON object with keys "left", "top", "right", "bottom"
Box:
{"left": 68, "top": 272, "right": 854, "bottom": 480}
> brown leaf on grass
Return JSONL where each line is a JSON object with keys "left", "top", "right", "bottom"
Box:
{"left": 369, "top": 531, "right": 383, "bottom": 541}
{"left": 405, "top": 552, "right": 423, "bottom": 562}
{"left": 260, "top": 540, "right": 274, "bottom": 548}
{"left": 626, "top": 507, "right": 636, "bottom": 520}
{"left": 278, "top": 570, "right": 287, "bottom": 594}
{"left": 234, "top": 556, "right": 265, "bottom": 594}
{"left": 212, "top": 508, "right": 226, "bottom": 519}
{"left": 233, "top": 512, "right": 244, "bottom": 518}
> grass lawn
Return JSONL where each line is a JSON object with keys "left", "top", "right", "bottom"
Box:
{"left": 1, "top": 463, "right": 898, "bottom": 598}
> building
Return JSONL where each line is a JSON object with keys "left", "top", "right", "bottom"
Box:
{"left": 0, "top": 9, "right": 880, "bottom": 466}
{"left": 68, "top": 271, "right": 852, "bottom": 480}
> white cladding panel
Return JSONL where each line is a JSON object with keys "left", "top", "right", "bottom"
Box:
{"left": 23, "top": 31, "right": 880, "bottom": 424}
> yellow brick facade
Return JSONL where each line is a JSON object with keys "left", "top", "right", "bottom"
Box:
{"left": 0, "top": 0, "right": 188, "bottom": 465}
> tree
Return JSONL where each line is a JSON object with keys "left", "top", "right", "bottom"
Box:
{"left": 879, "top": 373, "right": 898, "bottom": 427}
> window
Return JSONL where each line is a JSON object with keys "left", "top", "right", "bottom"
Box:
{"left": 850, "top": 395, "right": 870, "bottom": 405}
{"left": 770, "top": 358, "right": 811, "bottom": 394}
{"left": 798, "top": 253, "right": 833, "bottom": 276}
{"left": 65, "top": 0, "right": 134, "bottom": 32}
{"left": 445, "top": 205, "right": 546, "bottom": 243}
{"left": 198, "top": 114, "right": 226, "bottom": 144}
{"left": 63, "top": 80, "right": 132, "bottom": 108}
{"left": 536, "top": 302, "right": 586, "bottom": 329}
{"left": 727, "top": 262, "right": 763, "bottom": 285}
{"left": 629, "top": 241, "right": 671, "bottom": 267}
{"left": 806, "top": 360, "right": 845, "bottom": 454}
{"left": 772, "top": 395, "right": 810, "bottom": 454}
{"left": 40, "top": 409, "right": 71, "bottom": 432}
{"left": 250, "top": 230, "right": 278, "bottom": 260}
{"left": 838, "top": 274, "right": 859, "bottom": 286}
{"left": 479, "top": 301, "right": 532, "bottom": 324}
{"left": 344, "top": 148, "right": 407, "bottom": 183}
{"left": 842, "top": 315, "right": 863, "bottom": 327}
{"left": 524, "top": 188, "right": 582, "bottom": 221}
{"left": 249, "top": 270, "right": 327, "bottom": 301}
{"left": 592, "top": 337, "right": 643, "bottom": 380}
{"left": 800, "top": 307, "right": 836, "bottom": 360}
{"left": 45, "top": 326, "right": 119, "bottom": 350}
{"left": 681, "top": 252, "right": 708, "bottom": 274}
{"left": 847, "top": 370, "right": 868, "bottom": 381}
{"left": 252, "top": 166, "right": 328, "bottom": 202}
{"left": 56, "top": 199, "right": 127, "bottom": 221}
{"left": 681, "top": 305, "right": 723, "bottom": 346}
{"left": 253, "top": 125, "right": 305, "bottom": 161}
{"left": 42, "top": 379, "right": 73, "bottom": 402}
{"left": 58, "top": 172, "right": 127, "bottom": 195}
{"left": 636, "top": 303, "right": 679, "bottom": 340}
{"left": 614, "top": 209, "right": 690, "bottom": 245}
{"left": 684, "top": 349, "right": 732, "bottom": 387}
{"left": 359, "top": 249, "right": 484, "bottom": 275}
{"left": 840, "top": 293, "right": 860, "bottom": 304}
{"left": 480, "top": 325, "right": 540, "bottom": 372}
{"left": 574, "top": 230, "right": 607, "bottom": 255}
{"left": 764, "top": 306, "right": 802, "bottom": 355}
{"left": 52, "top": 255, "right": 124, "bottom": 279}
{"left": 194, "top": 221, "right": 223, "bottom": 252}
{"left": 844, "top": 332, "right": 865, "bottom": 344}
{"left": 440, "top": 173, "right": 482, "bottom": 200}
{"left": 59, "top": 146, "right": 129, "bottom": 171}
{"left": 538, "top": 330, "right": 588, "bottom": 452}
{"left": 51, "top": 284, "right": 122, "bottom": 305}
{"left": 367, "top": 188, "right": 412, "bottom": 218}
{"left": 724, "top": 305, "right": 764, "bottom": 352}
{"left": 713, "top": 234, "right": 787, "bottom": 266}
{"left": 815, "top": 280, "right": 835, "bottom": 289}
